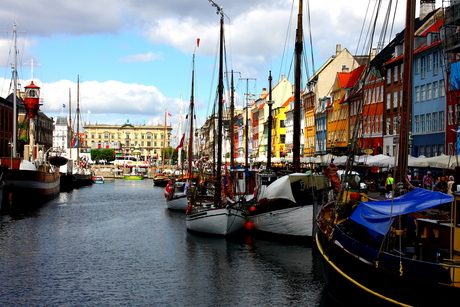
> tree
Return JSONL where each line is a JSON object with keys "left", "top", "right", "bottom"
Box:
{"left": 91, "top": 149, "right": 115, "bottom": 163}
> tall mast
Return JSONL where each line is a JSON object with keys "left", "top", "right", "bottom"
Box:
{"left": 76, "top": 75, "right": 81, "bottom": 164}
{"left": 188, "top": 53, "right": 195, "bottom": 178}
{"left": 12, "top": 22, "right": 18, "bottom": 156}
{"left": 293, "top": 0, "right": 303, "bottom": 173}
{"left": 216, "top": 8, "right": 224, "bottom": 206}
{"left": 230, "top": 71, "right": 235, "bottom": 168}
{"left": 178, "top": 94, "right": 183, "bottom": 168}
{"left": 163, "top": 109, "right": 167, "bottom": 171}
{"left": 69, "top": 88, "right": 72, "bottom": 157}
{"left": 396, "top": 0, "right": 415, "bottom": 185}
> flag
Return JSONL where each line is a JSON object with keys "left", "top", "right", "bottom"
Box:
{"left": 168, "top": 113, "right": 172, "bottom": 116}
{"left": 197, "top": 38, "right": 200, "bottom": 47}
{"left": 176, "top": 134, "right": 185, "bottom": 150}
{"left": 62, "top": 104, "right": 66, "bottom": 108}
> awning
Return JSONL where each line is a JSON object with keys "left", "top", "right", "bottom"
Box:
{"left": 350, "top": 188, "right": 453, "bottom": 235}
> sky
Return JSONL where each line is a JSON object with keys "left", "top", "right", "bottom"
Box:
{"left": 0, "top": 0, "right": 443, "bottom": 145}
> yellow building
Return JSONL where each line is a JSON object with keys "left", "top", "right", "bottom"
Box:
{"left": 271, "top": 99, "right": 290, "bottom": 158}
{"left": 84, "top": 119, "right": 172, "bottom": 161}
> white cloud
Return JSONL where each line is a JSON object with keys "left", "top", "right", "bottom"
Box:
{"left": 119, "top": 52, "right": 163, "bottom": 63}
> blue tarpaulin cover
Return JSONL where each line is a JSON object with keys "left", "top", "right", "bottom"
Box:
{"left": 350, "top": 188, "right": 453, "bottom": 235}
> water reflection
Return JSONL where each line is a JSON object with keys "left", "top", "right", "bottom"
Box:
{"left": 1, "top": 180, "right": 340, "bottom": 306}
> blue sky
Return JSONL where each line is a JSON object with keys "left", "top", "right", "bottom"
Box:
{"left": 0, "top": 0, "right": 441, "bottom": 144}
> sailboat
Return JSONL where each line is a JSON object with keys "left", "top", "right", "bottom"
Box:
{"left": 0, "top": 23, "right": 60, "bottom": 212}
{"left": 186, "top": 1, "right": 246, "bottom": 235}
{"left": 246, "top": 1, "right": 328, "bottom": 238}
{"left": 72, "top": 76, "right": 93, "bottom": 187}
{"left": 165, "top": 41, "right": 198, "bottom": 211}
{"left": 316, "top": 1, "right": 460, "bottom": 305}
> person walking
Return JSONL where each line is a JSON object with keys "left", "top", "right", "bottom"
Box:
{"left": 385, "top": 173, "right": 394, "bottom": 199}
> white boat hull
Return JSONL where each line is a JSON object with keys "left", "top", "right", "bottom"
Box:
{"left": 248, "top": 205, "right": 314, "bottom": 237}
{"left": 166, "top": 194, "right": 188, "bottom": 211}
{"left": 186, "top": 207, "right": 246, "bottom": 235}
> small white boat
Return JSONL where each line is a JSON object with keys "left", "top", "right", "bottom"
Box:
{"left": 165, "top": 180, "right": 188, "bottom": 211}
{"left": 92, "top": 175, "right": 104, "bottom": 183}
{"left": 247, "top": 173, "right": 327, "bottom": 238}
{"left": 186, "top": 196, "right": 247, "bottom": 235}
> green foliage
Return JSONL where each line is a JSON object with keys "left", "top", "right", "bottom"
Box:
{"left": 91, "top": 149, "right": 115, "bottom": 162}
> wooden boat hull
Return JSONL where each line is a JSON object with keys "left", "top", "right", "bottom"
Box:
{"left": 186, "top": 207, "right": 246, "bottom": 235}
{"left": 74, "top": 173, "right": 93, "bottom": 187}
{"left": 248, "top": 204, "right": 314, "bottom": 237}
{"left": 153, "top": 178, "right": 169, "bottom": 186}
{"left": 2, "top": 169, "right": 60, "bottom": 211}
{"left": 316, "top": 223, "right": 460, "bottom": 306}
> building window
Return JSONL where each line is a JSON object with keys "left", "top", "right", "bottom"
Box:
{"left": 393, "top": 91, "right": 398, "bottom": 109}
{"left": 386, "top": 93, "right": 391, "bottom": 109}
{"left": 432, "top": 112, "right": 437, "bottom": 131}
{"left": 427, "top": 54, "right": 432, "bottom": 72}
{"left": 386, "top": 118, "right": 391, "bottom": 135}
{"left": 421, "top": 85, "right": 426, "bottom": 102}
{"left": 280, "top": 120, "right": 285, "bottom": 128}
{"left": 415, "top": 86, "right": 420, "bottom": 103}
{"left": 440, "top": 80, "right": 445, "bottom": 97}
{"left": 434, "top": 52, "right": 439, "bottom": 75}
{"left": 427, "top": 83, "right": 432, "bottom": 100}
{"left": 104, "top": 132, "right": 109, "bottom": 139}
{"left": 433, "top": 81, "right": 438, "bottom": 99}
{"left": 415, "top": 58, "right": 420, "bottom": 74}
{"left": 415, "top": 115, "right": 419, "bottom": 133}
{"left": 393, "top": 117, "right": 398, "bottom": 134}
{"left": 439, "top": 111, "right": 445, "bottom": 131}
{"left": 426, "top": 113, "right": 431, "bottom": 132}
{"left": 393, "top": 65, "right": 398, "bottom": 82}
{"left": 448, "top": 105, "right": 453, "bottom": 125}
{"left": 421, "top": 56, "right": 426, "bottom": 79}
{"left": 420, "top": 114, "right": 425, "bottom": 132}
{"left": 147, "top": 141, "right": 151, "bottom": 147}
{"left": 400, "top": 90, "right": 403, "bottom": 107}
{"left": 280, "top": 134, "right": 286, "bottom": 143}
{"left": 387, "top": 68, "right": 392, "bottom": 84}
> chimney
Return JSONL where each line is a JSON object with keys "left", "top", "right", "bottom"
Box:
{"left": 420, "top": 0, "right": 435, "bottom": 20}
{"left": 336, "top": 44, "right": 342, "bottom": 56}
{"left": 260, "top": 88, "right": 267, "bottom": 98}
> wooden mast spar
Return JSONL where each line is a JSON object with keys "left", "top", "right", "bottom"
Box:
{"left": 293, "top": 0, "right": 303, "bottom": 173}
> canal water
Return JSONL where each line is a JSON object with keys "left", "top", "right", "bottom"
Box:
{"left": 0, "top": 180, "right": 341, "bottom": 306}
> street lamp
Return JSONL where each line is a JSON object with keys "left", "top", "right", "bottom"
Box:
{"left": 267, "top": 70, "right": 274, "bottom": 171}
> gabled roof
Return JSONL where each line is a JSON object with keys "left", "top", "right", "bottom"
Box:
{"left": 345, "top": 65, "right": 366, "bottom": 88}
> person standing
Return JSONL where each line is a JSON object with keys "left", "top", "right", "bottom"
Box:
{"left": 385, "top": 173, "right": 394, "bottom": 198}
{"left": 447, "top": 176, "right": 456, "bottom": 195}
{"left": 422, "top": 171, "right": 434, "bottom": 190}
{"left": 435, "top": 176, "right": 448, "bottom": 193}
